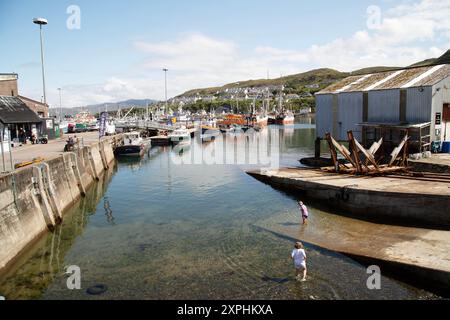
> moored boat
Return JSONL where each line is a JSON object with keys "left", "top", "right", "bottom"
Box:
{"left": 201, "top": 125, "right": 221, "bottom": 142}
{"left": 169, "top": 127, "right": 191, "bottom": 145}
{"left": 115, "top": 131, "right": 148, "bottom": 157}
{"left": 274, "top": 112, "right": 295, "bottom": 125}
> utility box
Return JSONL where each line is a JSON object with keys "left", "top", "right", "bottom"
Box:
{"left": 41, "top": 118, "right": 57, "bottom": 140}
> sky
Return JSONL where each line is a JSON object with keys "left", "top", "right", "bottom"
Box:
{"left": 0, "top": 0, "right": 450, "bottom": 108}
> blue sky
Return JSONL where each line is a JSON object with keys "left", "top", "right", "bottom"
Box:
{"left": 1, "top": 0, "right": 449, "bottom": 107}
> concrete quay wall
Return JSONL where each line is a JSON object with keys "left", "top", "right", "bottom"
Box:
{"left": 247, "top": 169, "right": 450, "bottom": 229}
{"left": 0, "top": 136, "right": 118, "bottom": 272}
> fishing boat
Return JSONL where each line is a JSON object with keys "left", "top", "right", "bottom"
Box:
{"left": 217, "top": 114, "right": 246, "bottom": 127}
{"left": 201, "top": 125, "right": 221, "bottom": 142}
{"left": 274, "top": 112, "right": 295, "bottom": 125}
{"left": 268, "top": 85, "right": 295, "bottom": 125}
{"left": 255, "top": 114, "right": 269, "bottom": 126}
{"left": 248, "top": 97, "right": 269, "bottom": 127}
{"left": 114, "top": 131, "right": 148, "bottom": 157}
{"left": 169, "top": 127, "right": 191, "bottom": 145}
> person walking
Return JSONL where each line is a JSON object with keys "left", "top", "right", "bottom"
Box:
{"left": 291, "top": 241, "right": 307, "bottom": 281}
{"left": 298, "top": 201, "right": 309, "bottom": 225}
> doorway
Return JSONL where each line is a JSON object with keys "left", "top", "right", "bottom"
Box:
{"left": 444, "top": 104, "right": 450, "bottom": 141}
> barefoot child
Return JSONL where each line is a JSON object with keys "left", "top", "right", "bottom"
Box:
{"left": 298, "top": 201, "right": 309, "bottom": 225}
{"left": 291, "top": 242, "right": 307, "bottom": 281}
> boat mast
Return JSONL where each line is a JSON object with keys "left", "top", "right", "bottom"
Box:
{"left": 278, "top": 85, "right": 283, "bottom": 114}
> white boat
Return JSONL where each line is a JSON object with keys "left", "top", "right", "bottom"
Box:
{"left": 255, "top": 114, "right": 269, "bottom": 126}
{"left": 169, "top": 127, "right": 191, "bottom": 145}
{"left": 114, "top": 131, "right": 148, "bottom": 157}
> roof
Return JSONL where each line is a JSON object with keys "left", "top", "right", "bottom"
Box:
{"left": 18, "top": 95, "right": 48, "bottom": 107}
{"left": 318, "top": 64, "right": 450, "bottom": 94}
{"left": 0, "top": 73, "right": 18, "bottom": 81}
{"left": 0, "top": 96, "right": 42, "bottom": 124}
{"left": 357, "top": 122, "right": 431, "bottom": 129}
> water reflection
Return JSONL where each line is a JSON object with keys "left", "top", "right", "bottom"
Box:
{"left": 0, "top": 165, "right": 116, "bottom": 300}
{"left": 103, "top": 197, "right": 115, "bottom": 226}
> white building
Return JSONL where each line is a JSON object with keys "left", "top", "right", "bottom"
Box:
{"left": 316, "top": 64, "right": 450, "bottom": 152}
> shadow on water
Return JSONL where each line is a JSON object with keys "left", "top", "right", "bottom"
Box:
{"left": 0, "top": 165, "right": 117, "bottom": 300}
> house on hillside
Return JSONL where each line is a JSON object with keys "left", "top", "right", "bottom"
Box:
{"left": 315, "top": 64, "right": 450, "bottom": 154}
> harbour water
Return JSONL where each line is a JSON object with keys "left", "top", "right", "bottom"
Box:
{"left": 0, "top": 118, "right": 439, "bottom": 300}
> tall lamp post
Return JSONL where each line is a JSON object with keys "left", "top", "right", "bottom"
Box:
{"left": 33, "top": 17, "right": 48, "bottom": 106}
{"left": 57, "top": 88, "right": 63, "bottom": 122}
{"left": 163, "top": 68, "right": 168, "bottom": 114}
{"left": 235, "top": 82, "right": 240, "bottom": 114}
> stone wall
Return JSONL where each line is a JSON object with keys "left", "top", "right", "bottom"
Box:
{"left": 0, "top": 136, "right": 118, "bottom": 271}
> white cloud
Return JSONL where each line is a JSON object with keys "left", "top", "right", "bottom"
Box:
{"left": 42, "top": 0, "right": 450, "bottom": 107}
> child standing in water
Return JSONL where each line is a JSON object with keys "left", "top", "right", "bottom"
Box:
{"left": 298, "top": 201, "right": 309, "bottom": 225}
{"left": 291, "top": 242, "right": 307, "bottom": 281}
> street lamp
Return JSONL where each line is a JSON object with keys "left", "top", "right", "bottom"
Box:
{"left": 163, "top": 68, "right": 168, "bottom": 114}
{"left": 57, "top": 88, "right": 62, "bottom": 122}
{"left": 235, "top": 82, "right": 240, "bottom": 113}
{"left": 33, "top": 17, "right": 48, "bottom": 106}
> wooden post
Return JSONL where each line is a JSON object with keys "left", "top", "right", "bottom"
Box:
{"left": 347, "top": 131, "right": 362, "bottom": 174}
{"left": 315, "top": 137, "right": 321, "bottom": 158}
{"left": 402, "top": 130, "right": 409, "bottom": 166}
{"left": 325, "top": 133, "right": 339, "bottom": 173}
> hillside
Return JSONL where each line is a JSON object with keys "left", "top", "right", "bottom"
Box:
{"left": 410, "top": 49, "right": 450, "bottom": 67}
{"left": 178, "top": 68, "right": 348, "bottom": 98}
{"left": 177, "top": 49, "right": 450, "bottom": 100}
{"left": 49, "top": 99, "right": 156, "bottom": 116}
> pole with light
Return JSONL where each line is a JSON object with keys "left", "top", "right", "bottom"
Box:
{"left": 235, "top": 82, "right": 240, "bottom": 114}
{"left": 57, "top": 88, "right": 62, "bottom": 122}
{"left": 163, "top": 68, "right": 168, "bottom": 114}
{"left": 33, "top": 17, "right": 48, "bottom": 106}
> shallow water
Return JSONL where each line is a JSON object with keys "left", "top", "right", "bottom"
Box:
{"left": 0, "top": 118, "right": 440, "bottom": 300}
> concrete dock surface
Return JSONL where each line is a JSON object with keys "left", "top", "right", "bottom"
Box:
{"left": 409, "top": 154, "right": 450, "bottom": 173}
{"left": 254, "top": 167, "right": 450, "bottom": 196}
{"left": 1, "top": 132, "right": 100, "bottom": 172}
{"left": 248, "top": 167, "right": 450, "bottom": 228}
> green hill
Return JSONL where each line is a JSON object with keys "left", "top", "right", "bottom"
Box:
{"left": 177, "top": 49, "right": 450, "bottom": 99}
{"left": 351, "top": 66, "right": 401, "bottom": 75}
{"left": 178, "top": 68, "right": 347, "bottom": 98}
{"left": 409, "top": 49, "right": 450, "bottom": 67}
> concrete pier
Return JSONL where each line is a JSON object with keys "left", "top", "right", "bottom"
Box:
{"left": 255, "top": 211, "right": 450, "bottom": 295}
{"left": 248, "top": 167, "right": 450, "bottom": 294}
{"left": 247, "top": 167, "right": 450, "bottom": 228}
{"left": 0, "top": 135, "right": 119, "bottom": 272}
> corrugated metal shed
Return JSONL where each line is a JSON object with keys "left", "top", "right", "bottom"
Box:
{"left": 406, "top": 87, "right": 432, "bottom": 123}
{"left": 315, "top": 94, "right": 334, "bottom": 139}
{"left": 318, "top": 64, "right": 450, "bottom": 94}
{"left": 367, "top": 90, "right": 399, "bottom": 122}
{"left": 337, "top": 92, "right": 363, "bottom": 140}
{"left": 0, "top": 96, "right": 42, "bottom": 124}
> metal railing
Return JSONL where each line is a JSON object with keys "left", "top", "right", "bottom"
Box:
{"left": 115, "top": 120, "right": 181, "bottom": 131}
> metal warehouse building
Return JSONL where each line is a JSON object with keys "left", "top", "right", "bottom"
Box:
{"left": 316, "top": 64, "right": 450, "bottom": 153}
